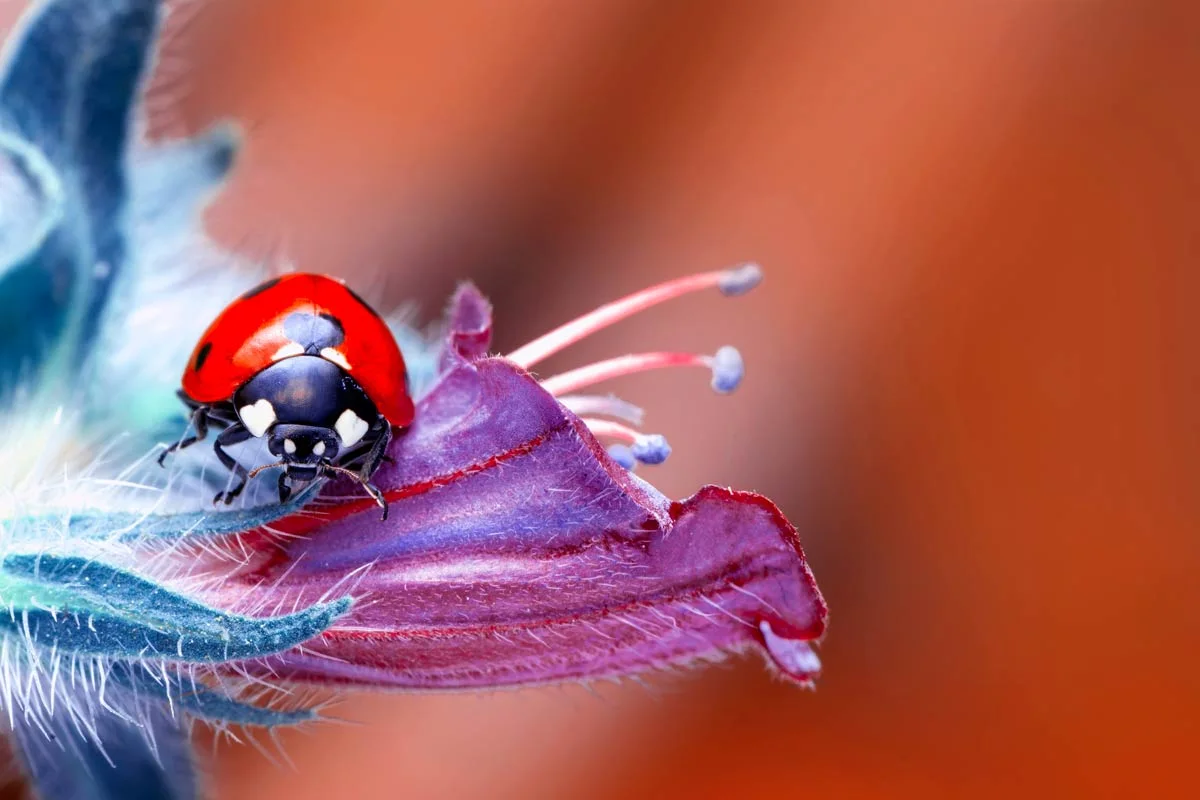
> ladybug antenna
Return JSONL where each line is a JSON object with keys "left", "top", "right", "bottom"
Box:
{"left": 246, "top": 462, "right": 389, "bottom": 518}
{"left": 321, "top": 464, "right": 388, "bottom": 518}
{"left": 248, "top": 462, "right": 288, "bottom": 479}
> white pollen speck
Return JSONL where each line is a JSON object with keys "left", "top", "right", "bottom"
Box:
{"left": 272, "top": 342, "right": 305, "bottom": 361}
{"left": 313, "top": 441, "right": 326, "bottom": 456}
{"left": 283, "top": 438, "right": 297, "bottom": 454}
{"left": 321, "top": 347, "right": 351, "bottom": 370}
{"left": 335, "top": 408, "right": 368, "bottom": 447}
{"left": 238, "top": 399, "right": 277, "bottom": 438}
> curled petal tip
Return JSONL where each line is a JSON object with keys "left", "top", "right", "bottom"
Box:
{"left": 718, "top": 262, "right": 763, "bottom": 296}
{"left": 760, "top": 621, "right": 822, "bottom": 683}
{"left": 632, "top": 433, "right": 672, "bottom": 465}
{"left": 710, "top": 345, "right": 744, "bottom": 393}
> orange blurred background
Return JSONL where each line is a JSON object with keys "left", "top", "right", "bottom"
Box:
{"left": 10, "top": 0, "right": 1200, "bottom": 797}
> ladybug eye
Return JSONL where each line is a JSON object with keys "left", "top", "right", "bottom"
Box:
{"left": 283, "top": 439, "right": 297, "bottom": 455}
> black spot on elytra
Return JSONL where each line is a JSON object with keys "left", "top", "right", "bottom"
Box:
{"left": 193, "top": 342, "right": 212, "bottom": 372}
{"left": 237, "top": 276, "right": 282, "bottom": 301}
{"left": 345, "top": 285, "right": 383, "bottom": 320}
{"left": 283, "top": 311, "right": 345, "bottom": 352}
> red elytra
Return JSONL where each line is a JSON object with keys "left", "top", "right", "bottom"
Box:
{"left": 181, "top": 273, "right": 414, "bottom": 428}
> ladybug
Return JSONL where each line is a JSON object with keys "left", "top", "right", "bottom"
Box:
{"left": 158, "top": 273, "right": 413, "bottom": 519}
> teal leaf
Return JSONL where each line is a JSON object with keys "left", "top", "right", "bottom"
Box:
{"left": 117, "top": 663, "right": 320, "bottom": 728}
{"left": 0, "top": 553, "right": 351, "bottom": 663}
{"left": 9, "top": 488, "right": 311, "bottom": 544}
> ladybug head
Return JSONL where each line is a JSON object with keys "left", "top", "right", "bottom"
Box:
{"left": 267, "top": 423, "right": 340, "bottom": 479}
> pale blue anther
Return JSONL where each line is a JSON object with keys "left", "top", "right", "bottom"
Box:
{"left": 717, "top": 262, "right": 763, "bottom": 296}
{"left": 607, "top": 444, "right": 637, "bottom": 470}
{"left": 710, "top": 345, "right": 744, "bottom": 394}
{"left": 632, "top": 434, "right": 672, "bottom": 465}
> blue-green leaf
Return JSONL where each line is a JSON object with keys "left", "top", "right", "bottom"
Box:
{"left": 10, "top": 489, "right": 311, "bottom": 544}
{"left": 117, "top": 663, "right": 321, "bottom": 728}
{"left": 0, "top": 552, "right": 351, "bottom": 663}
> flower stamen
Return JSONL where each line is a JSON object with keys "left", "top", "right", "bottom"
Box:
{"left": 557, "top": 395, "right": 645, "bottom": 426}
{"left": 506, "top": 263, "right": 762, "bottom": 369}
{"left": 580, "top": 418, "right": 672, "bottom": 465}
{"left": 541, "top": 347, "right": 744, "bottom": 396}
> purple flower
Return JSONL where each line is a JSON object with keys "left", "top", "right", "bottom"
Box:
{"left": 205, "top": 277, "right": 827, "bottom": 690}
{"left": 0, "top": 0, "right": 825, "bottom": 796}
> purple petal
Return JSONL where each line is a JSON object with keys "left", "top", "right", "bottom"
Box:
{"left": 217, "top": 359, "right": 826, "bottom": 688}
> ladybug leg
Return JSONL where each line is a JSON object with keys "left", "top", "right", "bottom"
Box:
{"left": 320, "top": 463, "right": 389, "bottom": 521}
{"left": 361, "top": 422, "right": 393, "bottom": 478}
{"left": 157, "top": 406, "right": 210, "bottom": 467}
{"left": 277, "top": 472, "right": 293, "bottom": 504}
{"left": 364, "top": 481, "right": 388, "bottom": 522}
{"left": 338, "top": 421, "right": 392, "bottom": 475}
{"left": 211, "top": 423, "right": 253, "bottom": 505}
{"left": 350, "top": 424, "right": 392, "bottom": 521}
{"left": 343, "top": 475, "right": 388, "bottom": 521}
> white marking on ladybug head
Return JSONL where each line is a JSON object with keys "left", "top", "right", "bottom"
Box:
{"left": 272, "top": 342, "right": 305, "bottom": 361}
{"left": 335, "top": 408, "right": 369, "bottom": 447}
{"left": 321, "top": 347, "right": 352, "bottom": 371}
{"left": 283, "top": 438, "right": 297, "bottom": 455}
{"left": 312, "top": 440, "right": 326, "bottom": 456}
{"left": 238, "top": 399, "right": 277, "bottom": 438}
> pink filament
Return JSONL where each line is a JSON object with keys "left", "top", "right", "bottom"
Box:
{"left": 557, "top": 394, "right": 645, "bottom": 425}
{"left": 540, "top": 352, "right": 708, "bottom": 396}
{"left": 579, "top": 418, "right": 641, "bottom": 444}
{"left": 507, "top": 270, "right": 737, "bottom": 369}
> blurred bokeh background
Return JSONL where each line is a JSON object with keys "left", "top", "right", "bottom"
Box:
{"left": 7, "top": 0, "right": 1199, "bottom": 797}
